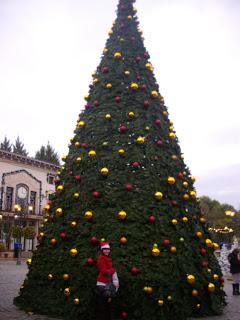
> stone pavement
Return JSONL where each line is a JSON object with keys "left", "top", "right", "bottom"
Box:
{"left": 0, "top": 259, "right": 239, "bottom": 320}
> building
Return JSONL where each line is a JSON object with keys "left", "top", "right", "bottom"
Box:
{"left": 0, "top": 150, "right": 60, "bottom": 252}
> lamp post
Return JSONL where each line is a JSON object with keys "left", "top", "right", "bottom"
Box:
{"left": 14, "top": 204, "right": 22, "bottom": 265}
{"left": 0, "top": 214, "right": 2, "bottom": 241}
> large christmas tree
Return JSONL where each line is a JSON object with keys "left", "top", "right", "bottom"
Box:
{"left": 15, "top": 0, "right": 225, "bottom": 319}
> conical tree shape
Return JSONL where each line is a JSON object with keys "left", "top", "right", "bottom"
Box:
{"left": 15, "top": 0, "right": 225, "bottom": 319}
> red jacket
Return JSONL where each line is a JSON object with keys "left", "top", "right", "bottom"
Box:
{"left": 97, "top": 254, "right": 116, "bottom": 284}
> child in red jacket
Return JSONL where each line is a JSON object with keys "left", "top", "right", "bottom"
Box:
{"left": 96, "top": 242, "right": 119, "bottom": 320}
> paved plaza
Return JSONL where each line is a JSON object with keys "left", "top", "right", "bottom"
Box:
{"left": 0, "top": 259, "right": 239, "bottom": 320}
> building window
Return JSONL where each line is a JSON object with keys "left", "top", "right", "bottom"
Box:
{"left": 47, "top": 174, "right": 55, "bottom": 185}
{"left": 5, "top": 187, "right": 13, "bottom": 211}
{"left": 29, "top": 191, "right": 36, "bottom": 214}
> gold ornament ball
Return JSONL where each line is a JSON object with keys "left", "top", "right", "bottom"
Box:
{"left": 50, "top": 238, "right": 57, "bottom": 245}
{"left": 70, "top": 248, "right": 78, "bottom": 257}
{"left": 124, "top": 70, "right": 130, "bottom": 76}
{"left": 93, "top": 78, "right": 99, "bottom": 84}
{"left": 44, "top": 204, "right": 51, "bottom": 211}
{"left": 62, "top": 155, "right": 67, "bottom": 161}
{"left": 39, "top": 232, "right": 44, "bottom": 238}
{"left": 196, "top": 304, "right": 201, "bottom": 309}
{"left": 182, "top": 217, "right": 189, "bottom": 223}
{"left": 100, "top": 167, "right": 109, "bottom": 176}
{"left": 190, "top": 191, "right": 197, "bottom": 198}
{"left": 108, "top": 30, "right": 113, "bottom": 36}
{"left": 64, "top": 288, "right": 70, "bottom": 296}
{"left": 127, "top": 15, "right": 133, "bottom": 20}
{"left": 163, "top": 111, "right": 168, "bottom": 116}
{"left": 170, "top": 246, "right": 177, "bottom": 253}
{"left": 183, "top": 181, "right": 188, "bottom": 188}
{"left": 144, "top": 286, "right": 153, "bottom": 294}
{"left": 192, "top": 289, "right": 199, "bottom": 297}
{"left": 151, "top": 90, "right": 158, "bottom": 98}
{"left": 169, "top": 132, "right": 176, "bottom": 139}
{"left": 63, "top": 274, "right": 70, "bottom": 281}
{"left": 57, "top": 185, "right": 64, "bottom": 192}
{"left": 73, "top": 192, "right": 80, "bottom": 199}
{"left": 70, "top": 221, "right": 77, "bottom": 228}
{"left": 167, "top": 296, "right": 172, "bottom": 301}
{"left": 120, "top": 237, "right": 128, "bottom": 244}
{"left": 179, "top": 237, "right": 185, "bottom": 242}
{"left": 103, "top": 48, "right": 108, "bottom": 54}
{"left": 114, "top": 52, "right": 122, "bottom": 59}
{"left": 56, "top": 208, "right": 63, "bottom": 216}
{"left": 78, "top": 121, "right": 85, "bottom": 128}
{"left": 167, "top": 176, "right": 175, "bottom": 185}
{"left": 145, "top": 63, "right": 152, "bottom": 70}
{"left": 213, "top": 242, "right": 219, "bottom": 250}
{"left": 118, "top": 149, "right": 125, "bottom": 156}
{"left": 205, "top": 239, "right": 213, "bottom": 247}
{"left": 106, "top": 83, "right": 112, "bottom": 89}
{"left": 171, "top": 155, "right": 178, "bottom": 161}
{"left": 196, "top": 231, "right": 203, "bottom": 238}
{"left": 27, "top": 258, "right": 32, "bottom": 266}
{"left": 118, "top": 210, "right": 127, "bottom": 220}
{"left": 208, "top": 283, "right": 215, "bottom": 293}
{"left": 105, "top": 114, "right": 112, "bottom": 120}
{"left": 158, "top": 299, "right": 164, "bottom": 306}
{"left": 207, "top": 268, "right": 212, "bottom": 273}
{"left": 84, "top": 95, "right": 89, "bottom": 101}
{"left": 136, "top": 136, "right": 145, "bottom": 145}
{"left": 56, "top": 170, "right": 61, "bottom": 175}
{"left": 183, "top": 194, "right": 190, "bottom": 200}
{"left": 213, "top": 274, "right": 219, "bottom": 281}
{"left": 171, "top": 219, "right": 178, "bottom": 225}
{"left": 84, "top": 211, "right": 93, "bottom": 220}
{"left": 187, "top": 275, "right": 196, "bottom": 285}
{"left": 191, "top": 176, "right": 196, "bottom": 182}
{"left": 154, "top": 192, "right": 163, "bottom": 200}
{"left": 48, "top": 274, "right": 54, "bottom": 280}
{"left": 76, "top": 156, "right": 82, "bottom": 162}
{"left": 153, "top": 243, "right": 158, "bottom": 249}
{"left": 128, "top": 111, "right": 135, "bottom": 118}
{"left": 130, "top": 82, "right": 139, "bottom": 90}
{"left": 88, "top": 150, "right": 97, "bottom": 157}
{"left": 74, "top": 298, "right": 80, "bottom": 305}
{"left": 75, "top": 141, "right": 80, "bottom": 148}
{"left": 152, "top": 248, "right": 160, "bottom": 256}
{"left": 145, "top": 126, "right": 150, "bottom": 131}
{"left": 138, "top": 28, "right": 143, "bottom": 34}
{"left": 200, "top": 217, "right": 206, "bottom": 224}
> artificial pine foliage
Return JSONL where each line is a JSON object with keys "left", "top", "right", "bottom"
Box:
{"left": 14, "top": 0, "right": 225, "bottom": 319}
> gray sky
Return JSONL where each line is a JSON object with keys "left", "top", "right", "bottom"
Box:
{"left": 0, "top": 0, "right": 240, "bottom": 208}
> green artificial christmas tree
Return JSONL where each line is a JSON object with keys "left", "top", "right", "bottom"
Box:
{"left": 15, "top": 0, "right": 225, "bottom": 319}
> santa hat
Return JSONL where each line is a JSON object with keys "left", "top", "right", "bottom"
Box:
{"left": 100, "top": 242, "right": 110, "bottom": 250}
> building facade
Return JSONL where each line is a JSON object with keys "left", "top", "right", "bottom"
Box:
{"left": 0, "top": 150, "right": 59, "bottom": 251}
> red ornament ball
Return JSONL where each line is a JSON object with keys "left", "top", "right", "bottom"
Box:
{"left": 102, "top": 67, "right": 109, "bottom": 73}
{"left": 93, "top": 100, "right": 100, "bottom": 107}
{"left": 132, "top": 162, "right": 140, "bottom": 168}
{"left": 141, "top": 84, "right": 147, "bottom": 90}
{"left": 156, "top": 140, "right": 163, "bottom": 146}
{"left": 92, "top": 191, "right": 100, "bottom": 199}
{"left": 85, "top": 104, "right": 90, "bottom": 110}
{"left": 143, "top": 100, "right": 150, "bottom": 107}
{"left": 81, "top": 143, "right": 87, "bottom": 149}
{"left": 200, "top": 248, "right": 207, "bottom": 256}
{"left": 149, "top": 215, "right": 156, "bottom": 223}
{"left": 87, "top": 258, "right": 94, "bottom": 265}
{"left": 125, "top": 183, "right": 133, "bottom": 191}
{"left": 135, "top": 56, "right": 141, "bottom": 62}
{"left": 75, "top": 175, "right": 81, "bottom": 181}
{"left": 120, "top": 125, "right": 127, "bottom": 133}
{"left": 171, "top": 200, "right": 178, "bottom": 206}
{"left": 177, "top": 172, "right": 184, "bottom": 179}
{"left": 163, "top": 239, "right": 170, "bottom": 246}
{"left": 90, "top": 236, "right": 98, "bottom": 245}
{"left": 131, "top": 267, "right": 139, "bottom": 275}
{"left": 121, "top": 311, "right": 128, "bottom": 319}
{"left": 60, "top": 232, "right": 67, "bottom": 240}
{"left": 115, "top": 96, "right": 121, "bottom": 103}
{"left": 155, "top": 119, "right": 161, "bottom": 125}
{"left": 201, "top": 261, "right": 209, "bottom": 268}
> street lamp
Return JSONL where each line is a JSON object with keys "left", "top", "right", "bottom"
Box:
{"left": 0, "top": 214, "right": 2, "bottom": 241}
{"left": 14, "top": 205, "right": 22, "bottom": 265}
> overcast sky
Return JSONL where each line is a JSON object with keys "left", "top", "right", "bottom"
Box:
{"left": 0, "top": 0, "right": 239, "bottom": 208}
